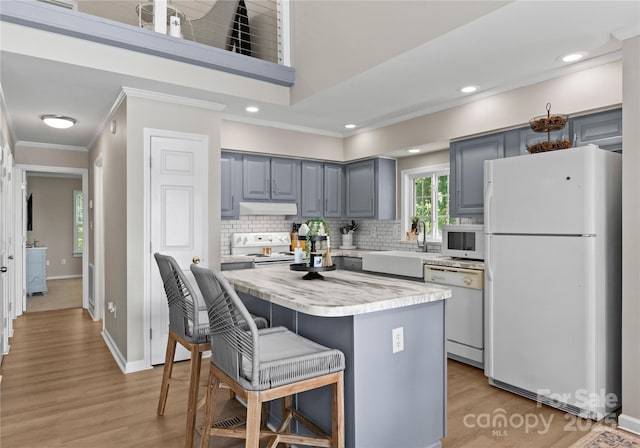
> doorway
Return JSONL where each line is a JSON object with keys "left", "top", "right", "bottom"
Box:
{"left": 16, "top": 164, "right": 89, "bottom": 316}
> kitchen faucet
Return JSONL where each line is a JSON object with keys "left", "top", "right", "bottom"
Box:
{"left": 416, "top": 219, "right": 427, "bottom": 252}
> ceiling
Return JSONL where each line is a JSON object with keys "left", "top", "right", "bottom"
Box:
{"left": 1, "top": 1, "right": 639, "bottom": 153}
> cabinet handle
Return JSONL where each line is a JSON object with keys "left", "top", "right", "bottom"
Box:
{"left": 273, "top": 179, "right": 277, "bottom": 194}
{"left": 231, "top": 195, "right": 234, "bottom": 210}
{"left": 573, "top": 132, "right": 577, "bottom": 147}
{"left": 265, "top": 179, "right": 270, "bottom": 193}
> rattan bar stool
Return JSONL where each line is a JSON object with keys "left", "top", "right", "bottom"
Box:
{"left": 154, "top": 254, "right": 267, "bottom": 448}
{"left": 191, "top": 265, "right": 345, "bottom": 448}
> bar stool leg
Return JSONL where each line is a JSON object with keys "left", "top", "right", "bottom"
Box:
{"left": 332, "top": 372, "right": 345, "bottom": 448}
{"left": 199, "top": 366, "right": 219, "bottom": 448}
{"left": 185, "top": 347, "right": 203, "bottom": 448}
{"left": 245, "top": 391, "right": 262, "bottom": 448}
{"left": 158, "top": 331, "right": 177, "bottom": 415}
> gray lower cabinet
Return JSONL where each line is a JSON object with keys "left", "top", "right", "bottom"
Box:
{"left": 221, "top": 152, "right": 242, "bottom": 219}
{"left": 334, "top": 256, "right": 362, "bottom": 271}
{"left": 345, "top": 158, "right": 396, "bottom": 219}
{"left": 301, "top": 161, "right": 323, "bottom": 217}
{"left": 242, "top": 155, "right": 300, "bottom": 202}
{"left": 26, "top": 247, "right": 47, "bottom": 295}
{"left": 450, "top": 133, "right": 505, "bottom": 217}
{"left": 571, "top": 108, "right": 622, "bottom": 152}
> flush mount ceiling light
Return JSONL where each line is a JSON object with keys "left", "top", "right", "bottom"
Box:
{"left": 559, "top": 52, "right": 587, "bottom": 63}
{"left": 406, "top": 148, "right": 421, "bottom": 153}
{"left": 344, "top": 124, "right": 357, "bottom": 129}
{"left": 41, "top": 115, "right": 76, "bottom": 129}
{"left": 245, "top": 106, "right": 259, "bottom": 113}
{"left": 460, "top": 85, "right": 478, "bottom": 94}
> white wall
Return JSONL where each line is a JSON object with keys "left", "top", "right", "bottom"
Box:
{"left": 344, "top": 62, "right": 622, "bottom": 160}
{"left": 221, "top": 120, "right": 344, "bottom": 161}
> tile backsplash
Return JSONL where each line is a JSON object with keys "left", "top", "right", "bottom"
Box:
{"left": 221, "top": 216, "right": 442, "bottom": 254}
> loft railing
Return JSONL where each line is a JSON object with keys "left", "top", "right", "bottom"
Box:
{"left": 40, "top": 0, "right": 285, "bottom": 65}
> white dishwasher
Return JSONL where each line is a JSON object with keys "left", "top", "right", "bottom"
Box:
{"left": 424, "top": 265, "right": 484, "bottom": 368}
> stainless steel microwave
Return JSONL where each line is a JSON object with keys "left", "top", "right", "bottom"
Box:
{"left": 442, "top": 224, "right": 484, "bottom": 260}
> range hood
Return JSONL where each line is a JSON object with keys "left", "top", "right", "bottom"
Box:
{"left": 239, "top": 201, "right": 298, "bottom": 216}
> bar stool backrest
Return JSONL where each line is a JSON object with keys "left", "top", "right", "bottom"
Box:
{"left": 190, "top": 264, "right": 261, "bottom": 388}
{"left": 154, "top": 253, "right": 208, "bottom": 344}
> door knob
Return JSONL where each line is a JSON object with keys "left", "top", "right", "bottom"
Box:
{"left": 0, "top": 266, "right": 7, "bottom": 273}
{"left": 192, "top": 256, "right": 200, "bottom": 264}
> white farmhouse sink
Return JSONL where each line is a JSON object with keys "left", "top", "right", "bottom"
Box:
{"left": 361, "top": 251, "right": 441, "bottom": 278}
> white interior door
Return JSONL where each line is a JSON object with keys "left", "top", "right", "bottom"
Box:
{"left": 93, "top": 156, "right": 104, "bottom": 322}
{"left": 0, "top": 155, "right": 7, "bottom": 361}
{"left": 150, "top": 133, "right": 208, "bottom": 365}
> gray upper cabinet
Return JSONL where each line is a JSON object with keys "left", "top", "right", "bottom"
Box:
{"left": 450, "top": 133, "right": 505, "bottom": 217}
{"left": 221, "top": 152, "right": 242, "bottom": 219}
{"left": 271, "top": 157, "right": 300, "bottom": 201}
{"left": 242, "top": 155, "right": 271, "bottom": 199}
{"left": 345, "top": 158, "right": 396, "bottom": 219}
{"left": 324, "top": 163, "right": 344, "bottom": 218}
{"left": 301, "top": 161, "right": 324, "bottom": 217}
{"left": 571, "top": 108, "right": 622, "bottom": 152}
{"left": 242, "top": 155, "right": 300, "bottom": 201}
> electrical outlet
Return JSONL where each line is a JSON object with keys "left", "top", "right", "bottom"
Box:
{"left": 108, "top": 301, "right": 117, "bottom": 319}
{"left": 392, "top": 327, "right": 404, "bottom": 353}
{"left": 61, "top": 258, "right": 66, "bottom": 265}
{"left": 46, "top": 259, "right": 50, "bottom": 266}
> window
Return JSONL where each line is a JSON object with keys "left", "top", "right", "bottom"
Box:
{"left": 73, "top": 190, "right": 84, "bottom": 255}
{"left": 401, "top": 164, "right": 455, "bottom": 241}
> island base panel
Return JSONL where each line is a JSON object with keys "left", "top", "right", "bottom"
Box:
{"left": 238, "top": 292, "right": 446, "bottom": 448}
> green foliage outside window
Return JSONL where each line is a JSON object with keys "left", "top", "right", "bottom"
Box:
{"left": 413, "top": 173, "right": 454, "bottom": 239}
{"left": 74, "top": 191, "right": 84, "bottom": 254}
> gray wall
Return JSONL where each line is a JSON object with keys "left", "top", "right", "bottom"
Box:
{"left": 621, "top": 35, "right": 640, "bottom": 434}
{"left": 26, "top": 175, "right": 82, "bottom": 278}
{"left": 89, "top": 98, "right": 128, "bottom": 358}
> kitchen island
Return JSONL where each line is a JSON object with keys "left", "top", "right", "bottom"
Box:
{"left": 221, "top": 266, "right": 452, "bottom": 448}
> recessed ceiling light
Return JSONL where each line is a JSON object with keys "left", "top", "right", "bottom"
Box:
{"left": 560, "top": 52, "right": 587, "bottom": 63}
{"left": 406, "top": 148, "right": 421, "bottom": 153}
{"left": 41, "top": 115, "right": 76, "bottom": 129}
{"left": 460, "top": 85, "right": 478, "bottom": 94}
{"left": 245, "top": 106, "right": 259, "bottom": 113}
{"left": 344, "top": 124, "right": 357, "bottom": 129}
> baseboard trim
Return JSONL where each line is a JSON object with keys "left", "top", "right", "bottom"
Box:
{"left": 47, "top": 274, "right": 82, "bottom": 280}
{"left": 618, "top": 413, "right": 640, "bottom": 435}
{"left": 101, "top": 329, "right": 153, "bottom": 374}
{"left": 102, "top": 329, "right": 126, "bottom": 373}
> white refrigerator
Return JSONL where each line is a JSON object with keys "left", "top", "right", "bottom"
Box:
{"left": 484, "top": 145, "right": 622, "bottom": 420}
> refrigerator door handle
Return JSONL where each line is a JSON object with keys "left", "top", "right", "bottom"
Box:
{"left": 484, "top": 160, "right": 493, "bottom": 232}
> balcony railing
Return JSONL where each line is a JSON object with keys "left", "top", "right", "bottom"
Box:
{"left": 2, "top": 0, "right": 294, "bottom": 86}
{"left": 41, "top": 0, "right": 285, "bottom": 65}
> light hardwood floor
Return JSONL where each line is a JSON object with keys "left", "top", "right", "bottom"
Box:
{"left": 0, "top": 309, "right": 595, "bottom": 447}
{"left": 26, "top": 277, "right": 83, "bottom": 312}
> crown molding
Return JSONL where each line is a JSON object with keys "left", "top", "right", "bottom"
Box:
{"left": 122, "top": 87, "right": 226, "bottom": 112}
{"left": 16, "top": 141, "right": 88, "bottom": 152}
{"left": 221, "top": 114, "right": 344, "bottom": 139}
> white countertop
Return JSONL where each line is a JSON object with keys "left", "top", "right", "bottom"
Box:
{"left": 222, "top": 250, "right": 484, "bottom": 271}
{"left": 221, "top": 265, "right": 451, "bottom": 317}
{"left": 421, "top": 256, "right": 484, "bottom": 271}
